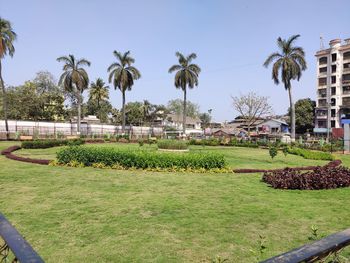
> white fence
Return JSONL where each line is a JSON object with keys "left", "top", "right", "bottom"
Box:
{"left": 0, "top": 120, "right": 163, "bottom": 139}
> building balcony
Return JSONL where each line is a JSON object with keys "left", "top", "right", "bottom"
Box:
{"left": 343, "top": 67, "right": 350, "bottom": 73}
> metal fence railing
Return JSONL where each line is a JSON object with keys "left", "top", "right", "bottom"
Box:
{"left": 0, "top": 213, "right": 44, "bottom": 263}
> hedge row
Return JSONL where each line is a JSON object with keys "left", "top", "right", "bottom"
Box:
{"left": 157, "top": 140, "right": 188, "bottom": 150}
{"left": 21, "top": 139, "right": 85, "bottom": 149}
{"left": 287, "top": 147, "right": 334, "bottom": 161}
{"left": 262, "top": 164, "right": 350, "bottom": 190}
{"left": 56, "top": 146, "right": 227, "bottom": 170}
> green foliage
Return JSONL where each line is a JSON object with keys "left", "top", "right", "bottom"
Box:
{"left": 282, "top": 145, "right": 288, "bottom": 157}
{"left": 56, "top": 146, "right": 227, "bottom": 171}
{"left": 288, "top": 98, "right": 315, "bottom": 134}
{"left": 22, "top": 139, "right": 84, "bottom": 149}
{"left": 269, "top": 146, "right": 278, "bottom": 159}
{"left": 138, "top": 139, "right": 144, "bottom": 147}
{"left": 157, "top": 140, "right": 188, "bottom": 150}
{"left": 167, "top": 99, "right": 200, "bottom": 118}
{"left": 287, "top": 147, "right": 334, "bottom": 161}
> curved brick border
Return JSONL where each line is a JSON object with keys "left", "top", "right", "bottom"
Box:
{"left": 1, "top": 145, "right": 50, "bottom": 165}
{"left": 0, "top": 145, "right": 343, "bottom": 172}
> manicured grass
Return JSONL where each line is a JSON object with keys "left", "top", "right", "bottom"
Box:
{"left": 16, "top": 143, "right": 329, "bottom": 169}
{"left": 2, "top": 141, "right": 350, "bottom": 262}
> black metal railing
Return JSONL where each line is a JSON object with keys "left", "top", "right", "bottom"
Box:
{"left": 261, "top": 228, "right": 350, "bottom": 263}
{"left": 0, "top": 213, "right": 44, "bottom": 263}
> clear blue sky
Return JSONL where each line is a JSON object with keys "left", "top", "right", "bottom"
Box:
{"left": 1, "top": 0, "right": 350, "bottom": 122}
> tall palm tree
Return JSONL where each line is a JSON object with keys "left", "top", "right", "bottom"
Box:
{"left": 57, "top": 54, "right": 91, "bottom": 134}
{"left": 168, "top": 52, "right": 201, "bottom": 135}
{"left": 108, "top": 51, "right": 141, "bottom": 133}
{"left": 0, "top": 18, "right": 17, "bottom": 140}
{"left": 263, "top": 35, "right": 307, "bottom": 140}
{"left": 89, "top": 78, "right": 109, "bottom": 120}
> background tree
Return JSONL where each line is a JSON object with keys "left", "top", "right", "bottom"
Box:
{"left": 2, "top": 72, "right": 65, "bottom": 121}
{"left": 231, "top": 92, "right": 272, "bottom": 135}
{"left": 263, "top": 34, "right": 307, "bottom": 140}
{"left": 168, "top": 52, "right": 201, "bottom": 135}
{"left": 108, "top": 50, "right": 141, "bottom": 133}
{"left": 288, "top": 98, "right": 315, "bottom": 134}
{"left": 124, "top": 101, "right": 144, "bottom": 125}
{"left": 88, "top": 78, "right": 110, "bottom": 120}
{"left": 0, "top": 17, "right": 17, "bottom": 140}
{"left": 57, "top": 54, "right": 91, "bottom": 134}
{"left": 167, "top": 99, "right": 200, "bottom": 119}
{"left": 199, "top": 112, "right": 212, "bottom": 128}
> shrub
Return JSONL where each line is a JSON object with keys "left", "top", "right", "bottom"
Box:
{"left": 287, "top": 147, "right": 334, "bottom": 161}
{"left": 229, "top": 139, "right": 259, "bottom": 148}
{"left": 262, "top": 165, "right": 350, "bottom": 190}
{"left": 269, "top": 146, "right": 278, "bottom": 159}
{"left": 22, "top": 139, "right": 85, "bottom": 149}
{"left": 56, "top": 146, "right": 227, "bottom": 171}
{"left": 138, "top": 139, "right": 144, "bottom": 147}
{"left": 157, "top": 140, "right": 188, "bottom": 150}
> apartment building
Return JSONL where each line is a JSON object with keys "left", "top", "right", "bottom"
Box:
{"left": 315, "top": 38, "right": 350, "bottom": 131}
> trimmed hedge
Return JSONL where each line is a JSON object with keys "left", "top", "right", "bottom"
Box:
{"left": 21, "top": 139, "right": 85, "bottom": 149}
{"left": 262, "top": 164, "right": 350, "bottom": 190}
{"left": 157, "top": 140, "right": 188, "bottom": 150}
{"left": 56, "top": 146, "right": 227, "bottom": 170}
{"left": 287, "top": 147, "right": 334, "bottom": 161}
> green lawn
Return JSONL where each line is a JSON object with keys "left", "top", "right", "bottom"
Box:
{"left": 1, "top": 141, "right": 350, "bottom": 262}
{"left": 16, "top": 142, "right": 329, "bottom": 169}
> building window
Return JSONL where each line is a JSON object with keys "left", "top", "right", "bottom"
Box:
{"left": 331, "top": 98, "right": 336, "bottom": 106}
{"left": 331, "top": 120, "right": 335, "bottom": 128}
{"left": 343, "top": 74, "right": 350, "bottom": 84}
{"left": 318, "top": 77, "right": 327, "bottom": 86}
{"left": 319, "top": 57, "right": 328, "bottom": 65}
{"left": 332, "top": 65, "right": 336, "bottom": 73}
{"left": 318, "top": 88, "right": 327, "bottom": 97}
{"left": 318, "top": 120, "right": 327, "bottom": 128}
{"left": 332, "top": 53, "right": 337, "bottom": 62}
{"left": 331, "top": 76, "right": 336, "bottom": 84}
{"left": 331, "top": 86, "right": 336, "bottom": 95}
{"left": 344, "top": 51, "right": 350, "bottom": 61}
{"left": 319, "top": 67, "right": 327, "bottom": 73}
{"left": 343, "top": 86, "right": 350, "bottom": 94}
{"left": 331, "top": 109, "right": 336, "bottom": 117}
{"left": 318, "top": 99, "right": 327, "bottom": 106}
{"left": 342, "top": 97, "right": 350, "bottom": 106}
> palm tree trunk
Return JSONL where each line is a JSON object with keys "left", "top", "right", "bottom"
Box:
{"left": 183, "top": 87, "right": 187, "bottom": 136}
{"left": 122, "top": 90, "right": 126, "bottom": 134}
{"left": 0, "top": 60, "right": 9, "bottom": 140}
{"left": 288, "top": 87, "right": 295, "bottom": 140}
{"left": 77, "top": 92, "right": 81, "bottom": 135}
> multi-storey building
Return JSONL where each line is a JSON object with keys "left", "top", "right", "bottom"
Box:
{"left": 315, "top": 38, "right": 350, "bottom": 131}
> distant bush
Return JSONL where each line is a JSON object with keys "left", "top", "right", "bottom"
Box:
{"left": 56, "top": 146, "right": 227, "bottom": 171}
{"left": 287, "top": 147, "right": 334, "bottom": 161}
{"left": 22, "top": 139, "right": 84, "bottom": 149}
{"left": 269, "top": 146, "right": 278, "bottom": 159}
{"left": 262, "top": 165, "right": 350, "bottom": 190}
{"left": 138, "top": 139, "right": 144, "bottom": 147}
{"left": 157, "top": 140, "right": 188, "bottom": 150}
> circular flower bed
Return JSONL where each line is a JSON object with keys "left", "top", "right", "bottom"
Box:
{"left": 262, "top": 161, "right": 350, "bottom": 190}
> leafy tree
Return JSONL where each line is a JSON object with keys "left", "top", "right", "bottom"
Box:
{"left": 110, "top": 108, "right": 122, "bottom": 124}
{"left": 108, "top": 51, "right": 141, "bottom": 133}
{"left": 86, "top": 100, "right": 113, "bottom": 123}
{"left": 4, "top": 75, "right": 65, "bottom": 121}
{"left": 168, "top": 52, "right": 201, "bottom": 134}
{"left": 89, "top": 78, "right": 110, "bottom": 120}
{"left": 269, "top": 145, "right": 278, "bottom": 160}
{"left": 0, "top": 17, "right": 17, "bottom": 140}
{"left": 57, "top": 54, "right": 91, "bottom": 134}
{"left": 231, "top": 92, "right": 272, "bottom": 134}
{"left": 167, "top": 99, "right": 200, "bottom": 118}
{"left": 199, "top": 112, "right": 211, "bottom": 128}
{"left": 264, "top": 34, "right": 307, "bottom": 140}
{"left": 124, "top": 101, "right": 144, "bottom": 125}
{"left": 288, "top": 98, "right": 315, "bottom": 134}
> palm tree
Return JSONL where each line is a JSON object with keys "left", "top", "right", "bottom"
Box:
{"left": 0, "top": 18, "right": 17, "bottom": 140}
{"left": 108, "top": 51, "right": 141, "bottom": 133}
{"left": 89, "top": 78, "right": 109, "bottom": 120}
{"left": 168, "top": 52, "right": 201, "bottom": 135}
{"left": 57, "top": 54, "right": 91, "bottom": 134}
{"left": 263, "top": 35, "right": 307, "bottom": 140}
